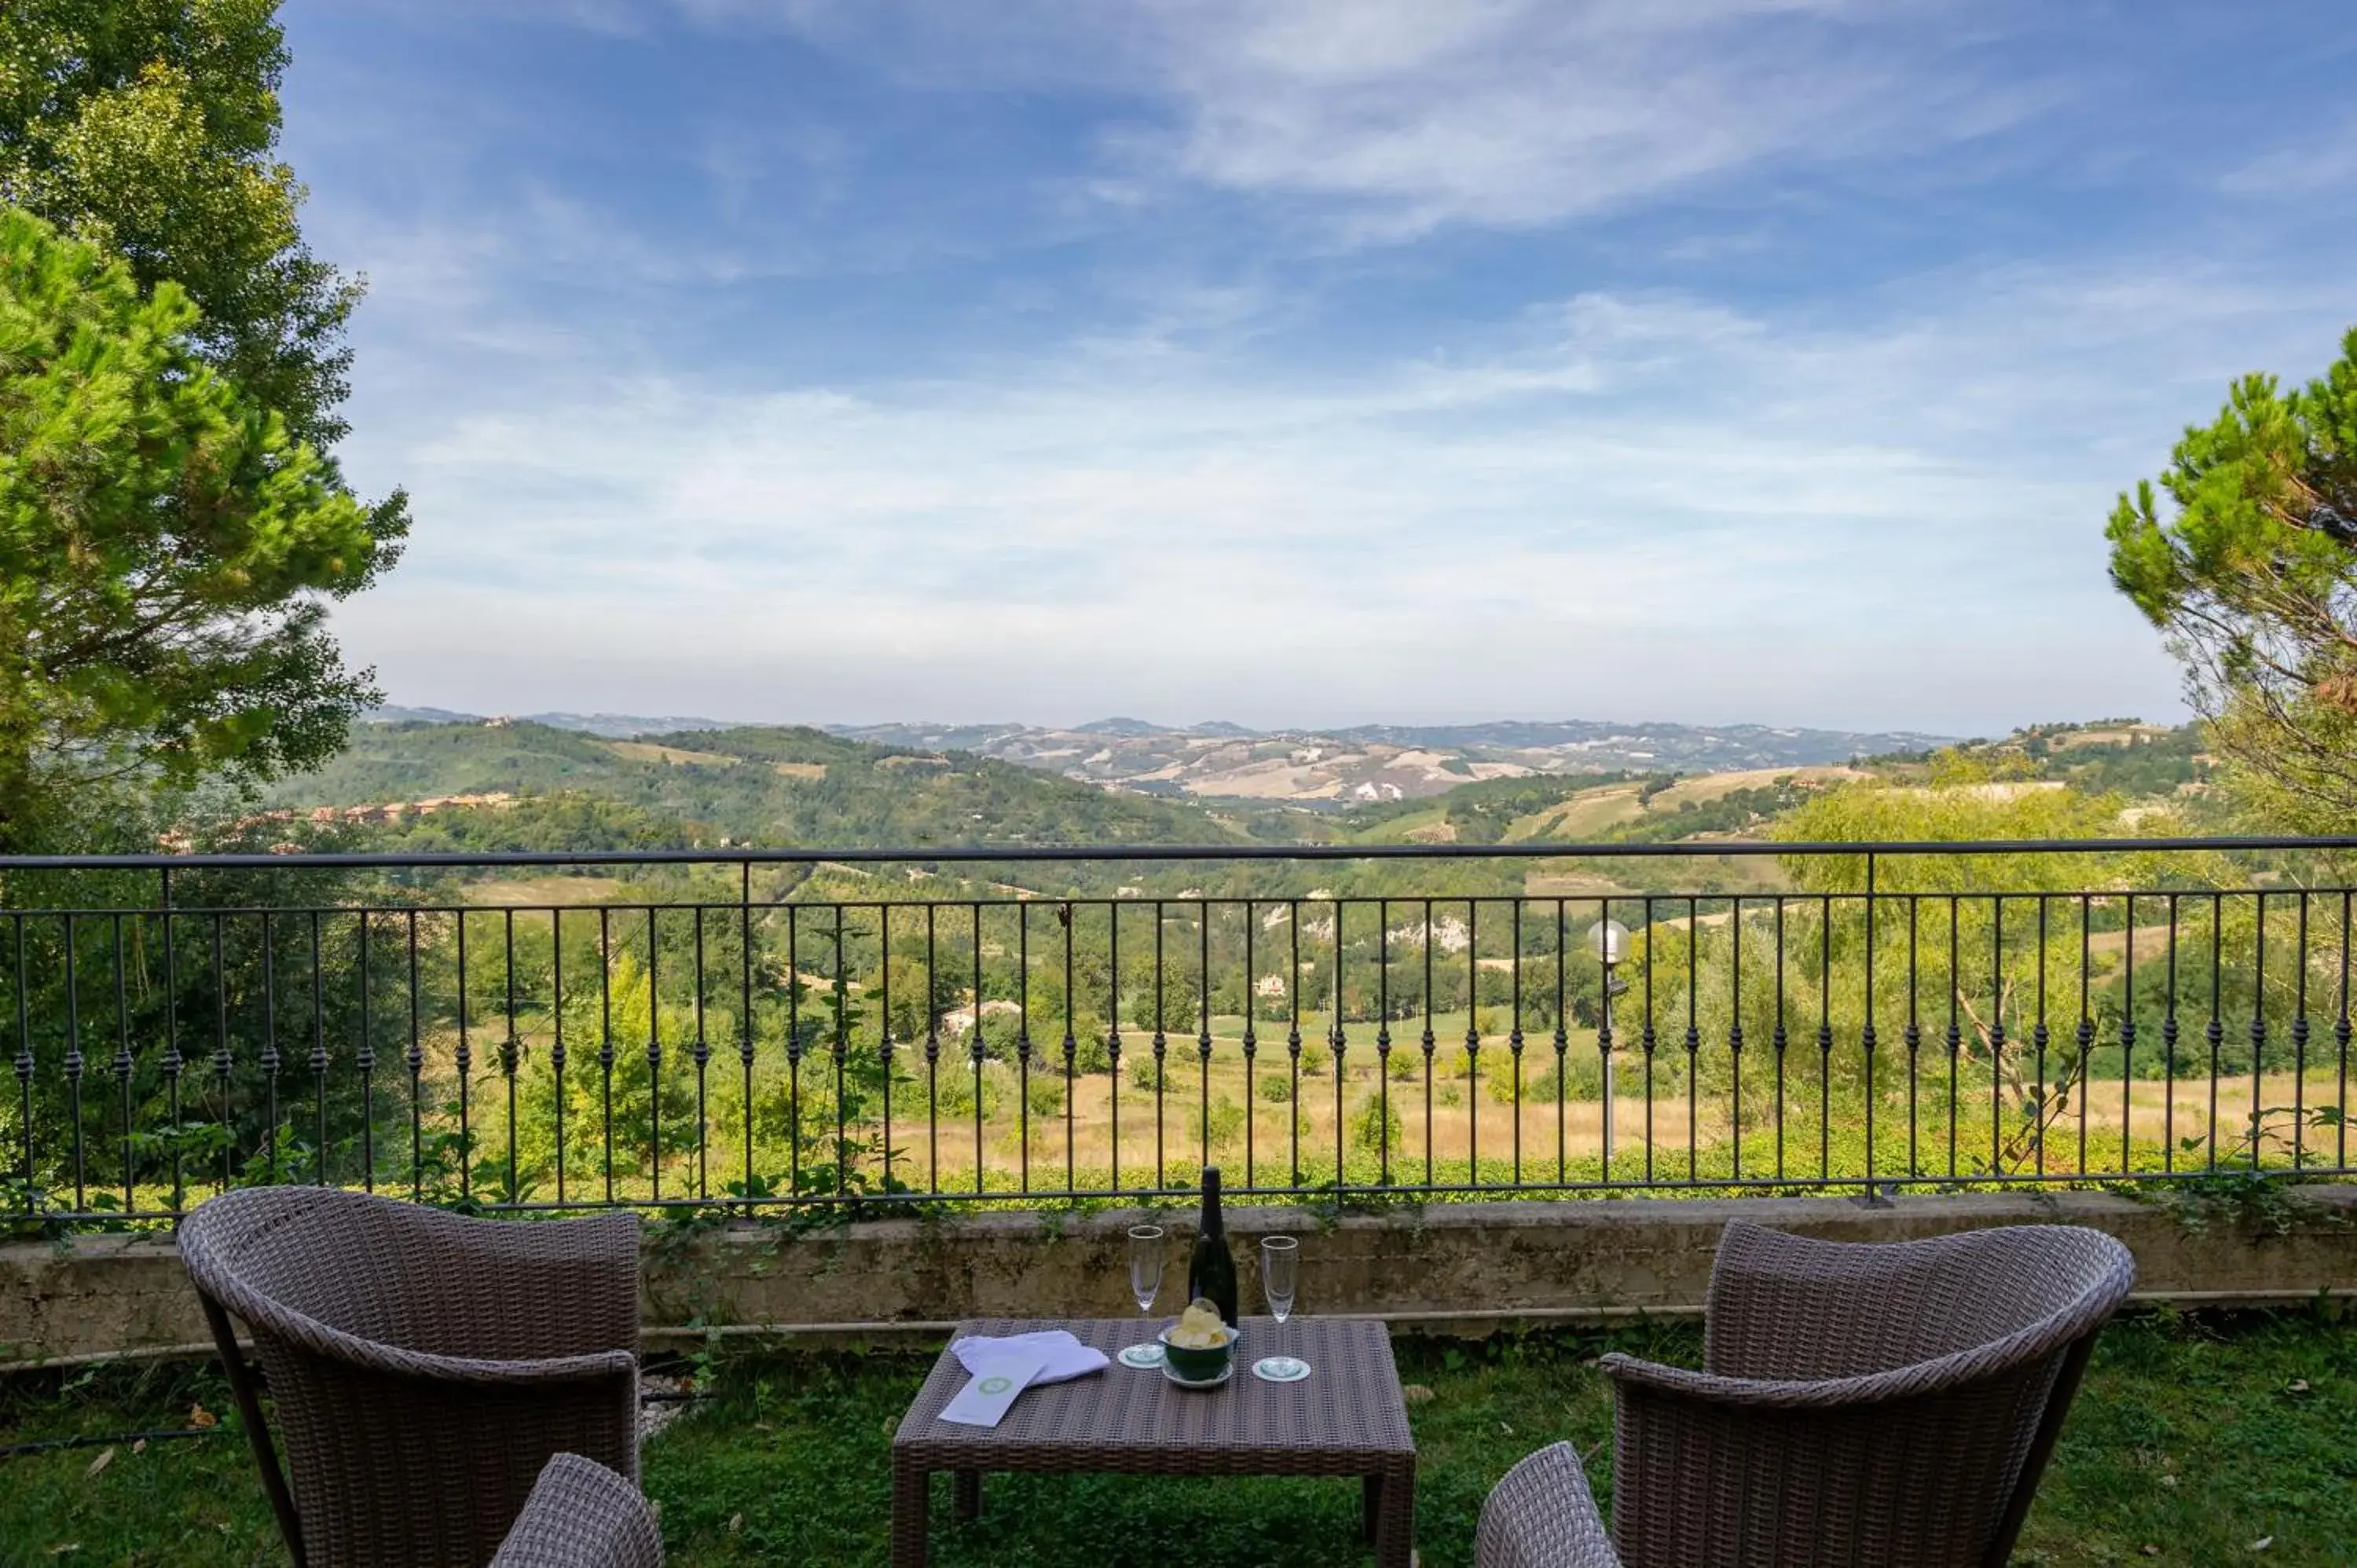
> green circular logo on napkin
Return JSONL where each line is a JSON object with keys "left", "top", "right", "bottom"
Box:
{"left": 978, "top": 1376, "right": 1013, "bottom": 1396}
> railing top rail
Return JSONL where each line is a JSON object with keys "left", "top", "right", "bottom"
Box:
{"left": 2, "top": 834, "right": 2356, "bottom": 872}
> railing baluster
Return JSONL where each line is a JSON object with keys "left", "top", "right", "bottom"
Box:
{"left": 310, "top": 910, "right": 328, "bottom": 1188}
{"left": 2293, "top": 892, "right": 2309, "bottom": 1171}
{"left": 1329, "top": 899, "right": 1343, "bottom": 1188}
{"left": 1730, "top": 896, "right": 1744, "bottom": 1184}
{"left": 2339, "top": 890, "right": 2352, "bottom": 1173}
{"left": 788, "top": 903, "right": 803, "bottom": 1199}
{"left": 1202, "top": 898, "right": 1216, "bottom": 1181}
{"left": 1106, "top": 901, "right": 1120, "bottom": 1194}
{"left": 834, "top": 903, "right": 848, "bottom": 1200}
{"left": 969, "top": 902, "right": 983, "bottom": 1196}
{"left": 1420, "top": 899, "right": 1434, "bottom": 1189}
{"left": 882, "top": 903, "right": 897, "bottom": 1199}
{"left": 599, "top": 906, "right": 614, "bottom": 1205}
{"left": 405, "top": 910, "right": 421, "bottom": 1203}
{"left": 647, "top": 905, "right": 663, "bottom": 1204}
{"left": 1772, "top": 898, "right": 1785, "bottom": 1182}
{"left": 1060, "top": 900, "right": 1075, "bottom": 1194}
{"left": 2077, "top": 894, "right": 2094, "bottom": 1178}
{"left": 1989, "top": 897, "right": 2005, "bottom": 1178}
{"left": 1602, "top": 896, "right": 1618, "bottom": 1181}
{"left": 1016, "top": 900, "right": 1030, "bottom": 1195}
{"left": 454, "top": 909, "right": 471, "bottom": 1203}
{"left": 2164, "top": 895, "right": 2179, "bottom": 1174}
{"left": 926, "top": 903, "right": 940, "bottom": 1196}
{"left": 1904, "top": 892, "right": 1919, "bottom": 1182}
{"left": 2119, "top": 894, "right": 2135, "bottom": 1176}
{"left": 113, "top": 913, "right": 134, "bottom": 1213}
{"left": 2033, "top": 896, "right": 2049, "bottom": 1179}
{"left": 1242, "top": 899, "right": 1256, "bottom": 1190}
{"left": 1468, "top": 897, "right": 1482, "bottom": 1185}
{"left": 61, "top": 914, "right": 83, "bottom": 1212}
{"left": 1861, "top": 859, "right": 1876, "bottom": 1194}
{"left": 14, "top": 914, "right": 32, "bottom": 1217}
{"left": 258, "top": 911, "right": 277, "bottom": 1189}
{"left": 739, "top": 863, "right": 753, "bottom": 1208}
{"left": 1377, "top": 897, "right": 1392, "bottom": 1189}
{"left": 2250, "top": 891, "right": 2267, "bottom": 1172}
{"left": 1682, "top": 896, "right": 1697, "bottom": 1185}
{"left": 552, "top": 909, "right": 566, "bottom": 1204}
{"left": 2207, "top": 893, "right": 2223, "bottom": 1172}
{"left": 1553, "top": 898, "right": 1567, "bottom": 1185}
{"left": 693, "top": 905, "right": 709, "bottom": 1201}
{"left": 357, "top": 910, "right": 373, "bottom": 1196}
{"left": 504, "top": 908, "right": 519, "bottom": 1205}
{"left": 1512, "top": 897, "right": 1527, "bottom": 1187}
{"left": 1946, "top": 897, "right": 1960, "bottom": 1181}
{"left": 1815, "top": 893, "right": 1831, "bottom": 1183}
{"left": 162, "top": 870, "right": 183, "bottom": 1212}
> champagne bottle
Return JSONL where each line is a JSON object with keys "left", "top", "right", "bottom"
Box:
{"left": 1186, "top": 1165, "right": 1240, "bottom": 1328}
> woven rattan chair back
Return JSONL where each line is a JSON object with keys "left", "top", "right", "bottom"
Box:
{"left": 181, "top": 1188, "right": 642, "bottom": 1568}
{"left": 1603, "top": 1220, "right": 2137, "bottom": 1568}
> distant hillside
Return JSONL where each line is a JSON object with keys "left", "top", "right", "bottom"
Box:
{"left": 275, "top": 722, "right": 1245, "bottom": 848}
{"left": 364, "top": 707, "right": 736, "bottom": 738}
{"left": 828, "top": 717, "right": 1954, "bottom": 804}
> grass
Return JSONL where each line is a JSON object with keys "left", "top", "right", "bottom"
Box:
{"left": 4, "top": 1308, "right": 2352, "bottom": 1566}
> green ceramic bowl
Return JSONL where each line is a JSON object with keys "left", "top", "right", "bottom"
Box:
{"left": 1158, "top": 1323, "right": 1236, "bottom": 1383}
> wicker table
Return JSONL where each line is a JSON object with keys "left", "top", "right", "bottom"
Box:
{"left": 891, "top": 1317, "right": 1417, "bottom": 1567}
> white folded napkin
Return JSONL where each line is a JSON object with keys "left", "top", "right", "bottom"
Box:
{"left": 949, "top": 1330, "right": 1109, "bottom": 1387}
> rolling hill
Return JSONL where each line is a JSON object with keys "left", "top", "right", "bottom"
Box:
{"left": 269, "top": 721, "right": 1248, "bottom": 849}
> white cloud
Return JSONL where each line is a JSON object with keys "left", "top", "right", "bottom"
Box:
{"left": 324, "top": 254, "right": 2336, "bottom": 733}
{"left": 659, "top": 0, "right": 2055, "bottom": 240}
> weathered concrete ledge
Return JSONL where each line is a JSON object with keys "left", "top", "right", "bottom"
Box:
{"left": 5, "top": 1188, "right": 2352, "bottom": 1371}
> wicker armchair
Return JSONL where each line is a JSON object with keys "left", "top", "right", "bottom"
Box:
{"left": 1476, "top": 1220, "right": 2138, "bottom": 1568}
{"left": 491, "top": 1454, "right": 665, "bottom": 1568}
{"left": 180, "top": 1188, "right": 642, "bottom": 1568}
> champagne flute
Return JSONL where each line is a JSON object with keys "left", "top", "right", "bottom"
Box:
{"left": 1261, "top": 1235, "right": 1299, "bottom": 1372}
{"left": 1124, "top": 1224, "right": 1167, "bottom": 1366}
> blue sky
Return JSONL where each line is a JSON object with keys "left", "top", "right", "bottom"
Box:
{"left": 279, "top": 0, "right": 2357, "bottom": 735}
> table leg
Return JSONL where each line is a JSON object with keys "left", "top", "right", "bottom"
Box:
{"left": 1362, "top": 1475, "right": 1381, "bottom": 1543}
{"left": 890, "top": 1455, "right": 929, "bottom": 1568}
{"left": 954, "top": 1469, "right": 983, "bottom": 1522}
{"left": 1373, "top": 1460, "right": 1416, "bottom": 1568}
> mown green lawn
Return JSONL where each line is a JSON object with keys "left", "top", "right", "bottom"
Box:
{"left": 5, "top": 1308, "right": 2351, "bottom": 1566}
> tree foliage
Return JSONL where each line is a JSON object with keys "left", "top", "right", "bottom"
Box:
{"left": 2106, "top": 326, "right": 2357, "bottom": 829}
{"left": 0, "top": 206, "right": 398, "bottom": 846}
{"left": 0, "top": 0, "right": 360, "bottom": 450}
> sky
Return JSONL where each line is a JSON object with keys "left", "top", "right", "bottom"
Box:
{"left": 277, "top": 0, "right": 2357, "bottom": 737}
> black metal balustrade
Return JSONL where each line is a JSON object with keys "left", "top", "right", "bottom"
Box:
{"left": 4, "top": 837, "right": 2354, "bottom": 1225}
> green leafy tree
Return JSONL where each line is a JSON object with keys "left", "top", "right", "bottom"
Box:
{"left": 0, "top": 207, "right": 399, "bottom": 847}
{"left": 0, "top": 0, "right": 362, "bottom": 449}
{"left": 2106, "top": 327, "right": 2357, "bottom": 830}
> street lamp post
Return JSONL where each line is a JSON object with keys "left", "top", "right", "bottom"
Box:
{"left": 1589, "top": 918, "right": 1630, "bottom": 1165}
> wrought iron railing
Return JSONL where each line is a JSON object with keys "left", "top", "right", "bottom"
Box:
{"left": 5, "top": 837, "right": 2355, "bottom": 1225}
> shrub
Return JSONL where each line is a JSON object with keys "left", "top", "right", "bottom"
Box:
{"left": 1024, "top": 1071, "right": 1066, "bottom": 1118}
{"left": 930, "top": 1064, "right": 1003, "bottom": 1119}
{"left": 1351, "top": 1094, "right": 1405, "bottom": 1154}
{"left": 1256, "top": 1073, "right": 1294, "bottom": 1103}
{"left": 1204, "top": 1095, "right": 1246, "bottom": 1151}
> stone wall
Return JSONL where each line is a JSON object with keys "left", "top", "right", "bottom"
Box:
{"left": 5, "top": 1188, "right": 2352, "bottom": 1370}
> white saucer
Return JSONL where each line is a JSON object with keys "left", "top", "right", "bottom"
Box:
{"left": 1118, "top": 1343, "right": 1166, "bottom": 1369}
{"left": 1252, "top": 1356, "right": 1312, "bottom": 1384}
{"left": 1161, "top": 1359, "right": 1234, "bottom": 1390}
